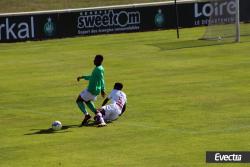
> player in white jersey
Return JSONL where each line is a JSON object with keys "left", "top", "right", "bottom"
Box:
{"left": 95, "top": 82, "right": 127, "bottom": 127}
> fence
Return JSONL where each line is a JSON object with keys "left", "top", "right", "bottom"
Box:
{"left": 0, "top": 0, "right": 249, "bottom": 42}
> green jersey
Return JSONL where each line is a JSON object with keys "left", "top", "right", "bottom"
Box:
{"left": 83, "top": 65, "right": 105, "bottom": 96}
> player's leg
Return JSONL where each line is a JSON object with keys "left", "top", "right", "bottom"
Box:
{"left": 103, "top": 104, "right": 120, "bottom": 122}
{"left": 77, "top": 89, "right": 94, "bottom": 126}
{"left": 81, "top": 89, "right": 97, "bottom": 114}
{"left": 95, "top": 109, "right": 106, "bottom": 127}
{"left": 85, "top": 101, "right": 96, "bottom": 114}
{"left": 76, "top": 95, "right": 88, "bottom": 115}
{"left": 76, "top": 96, "right": 91, "bottom": 126}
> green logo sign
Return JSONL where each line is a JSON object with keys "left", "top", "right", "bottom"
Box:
{"left": 154, "top": 9, "right": 165, "bottom": 28}
{"left": 44, "top": 17, "right": 55, "bottom": 37}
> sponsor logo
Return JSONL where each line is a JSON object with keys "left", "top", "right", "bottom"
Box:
{"left": 215, "top": 153, "right": 242, "bottom": 162}
{"left": 194, "top": 0, "right": 236, "bottom": 26}
{"left": 78, "top": 10, "right": 140, "bottom": 28}
{"left": 77, "top": 10, "right": 140, "bottom": 35}
{"left": 44, "top": 17, "right": 55, "bottom": 37}
{"left": 194, "top": 0, "right": 236, "bottom": 18}
{"left": 154, "top": 9, "right": 165, "bottom": 28}
{"left": 0, "top": 16, "right": 35, "bottom": 40}
{"left": 206, "top": 151, "right": 250, "bottom": 163}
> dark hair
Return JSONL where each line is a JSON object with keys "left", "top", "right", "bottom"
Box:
{"left": 114, "top": 82, "right": 123, "bottom": 90}
{"left": 95, "top": 54, "right": 103, "bottom": 62}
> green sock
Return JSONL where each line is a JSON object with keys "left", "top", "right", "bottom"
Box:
{"left": 86, "top": 101, "right": 96, "bottom": 114}
{"left": 77, "top": 101, "right": 88, "bottom": 115}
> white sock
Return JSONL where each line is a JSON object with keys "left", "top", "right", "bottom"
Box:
{"left": 97, "top": 113, "right": 105, "bottom": 124}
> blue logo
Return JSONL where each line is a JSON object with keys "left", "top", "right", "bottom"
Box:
{"left": 44, "top": 17, "right": 55, "bottom": 37}
{"left": 154, "top": 9, "right": 165, "bottom": 28}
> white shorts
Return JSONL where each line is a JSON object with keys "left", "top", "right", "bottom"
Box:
{"left": 80, "top": 89, "right": 97, "bottom": 102}
{"left": 102, "top": 103, "right": 121, "bottom": 121}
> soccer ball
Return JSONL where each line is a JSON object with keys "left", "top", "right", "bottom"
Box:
{"left": 52, "top": 121, "right": 62, "bottom": 131}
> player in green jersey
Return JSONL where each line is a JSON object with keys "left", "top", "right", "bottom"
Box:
{"left": 76, "top": 55, "right": 106, "bottom": 126}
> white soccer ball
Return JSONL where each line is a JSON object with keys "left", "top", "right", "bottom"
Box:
{"left": 52, "top": 121, "right": 62, "bottom": 131}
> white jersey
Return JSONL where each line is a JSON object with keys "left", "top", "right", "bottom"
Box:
{"left": 101, "top": 89, "right": 127, "bottom": 121}
{"left": 108, "top": 89, "right": 127, "bottom": 110}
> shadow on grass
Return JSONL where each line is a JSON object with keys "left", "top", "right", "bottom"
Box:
{"left": 24, "top": 124, "right": 77, "bottom": 135}
{"left": 151, "top": 39, "right": 233, "bottom": 51}
{"left": 24, "top": 121, "right": 104, "bottom": 135}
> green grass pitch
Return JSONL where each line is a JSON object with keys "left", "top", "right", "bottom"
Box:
{"left": 0, "top": 27, "right": 250, "bottom": 167}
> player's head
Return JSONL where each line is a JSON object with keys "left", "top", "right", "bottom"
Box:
{"left": 114, "top": 82, "right": 123, "bottom": 90}
{"left": 94, "top": 55, "right": 103, "bottom": 66}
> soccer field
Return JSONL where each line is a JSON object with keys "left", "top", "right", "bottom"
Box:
{"left": 0, "top": 27, "right": 250, "bottom": 167}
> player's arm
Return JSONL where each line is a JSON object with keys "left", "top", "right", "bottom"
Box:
{"left": 77, "top": 75, "right": 91, "bottom": 82}
{"left": 100, "top": 71, "right": 106, "bottom": 98}
{"left": 101, "top": 90, "right": 106, "bottom": 98}
{"left": 102, "top": 98, "right": 109, "bottom": 106}
{"left": 102, "top": 90, "right": 113, "bottom": 106}
{"left": 119, "top": 103, "right": 126, "bottom": 116}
